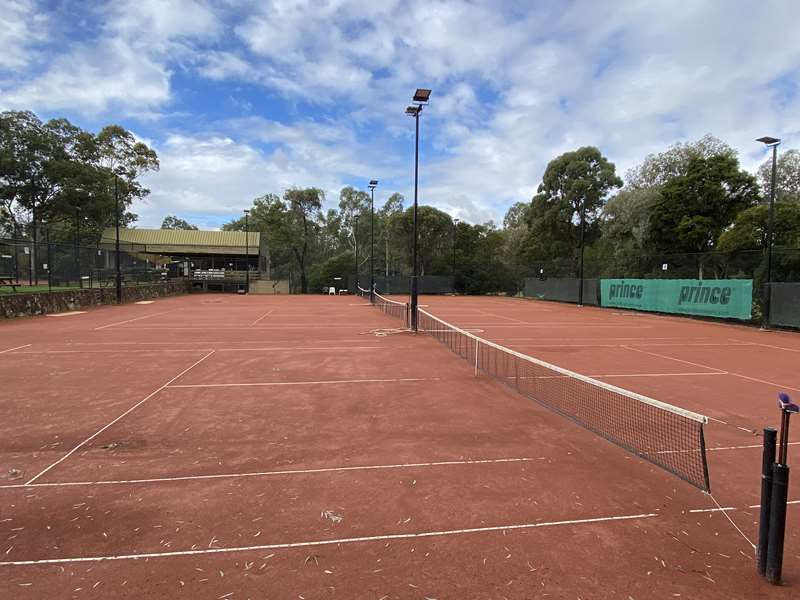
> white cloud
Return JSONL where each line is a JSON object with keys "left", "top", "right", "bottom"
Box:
{"left": 2, "top": 37, "right": 171, "bottom": 114}
{"left": 0, "top": 0, "right": 49, "bottom": 71}
{"left": 3, "top": 0, "right": 800, "bottom": 226}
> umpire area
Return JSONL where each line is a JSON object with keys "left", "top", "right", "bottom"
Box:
{"left": 0, "top": 294, "right": 796, "bottom": 599}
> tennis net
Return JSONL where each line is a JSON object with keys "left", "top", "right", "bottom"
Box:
{"left": 416, "top": 307, "right": 711, "bottom": 491}
{"left": 358, "top": 286, "right": 409, "bottom": 327}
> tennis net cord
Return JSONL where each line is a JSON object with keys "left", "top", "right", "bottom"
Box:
{"left": 416, "top": 307, "right": 711, "bottom": 492}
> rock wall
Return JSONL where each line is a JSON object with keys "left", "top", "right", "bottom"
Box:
{"left": 0, "top": 280, "right": 190, "bottom": 319}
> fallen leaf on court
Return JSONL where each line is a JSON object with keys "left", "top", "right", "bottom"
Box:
{"left": 321, "top": 510, "right": 343, "bottom": 524}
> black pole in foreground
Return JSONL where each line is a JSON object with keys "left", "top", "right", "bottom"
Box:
{"left": 757, "top": 427, "right": 777, "bottom": 576}
{"left": 763, "top": 393, "right": 797, "bottom": 585}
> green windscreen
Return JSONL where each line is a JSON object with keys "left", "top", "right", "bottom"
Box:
{"left": 600, "top": 278, "right": 752, "bottom": 320}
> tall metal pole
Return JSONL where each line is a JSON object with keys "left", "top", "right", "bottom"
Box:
{"left": 354, "top": 215, "right": 359, "bottom": 291}
{"left": 13, "top": 222, "right": 20, "bottom": 284}
{"left": 46, "top": 226, "right": 52, "bottom": 293}
{"left": 410, "top": 109, "right": 420, "bottom": 330}
{"left": 115, "top": 174, "right": 122, "bottom": 304}
{"left": 244, "top": 210, "right": 249, "bottom": 294}
{"left": 763, "top": 144, "right": 778, "bottom": 328}
{"left": 30, "top": 177, "right": 35, "bottom": 286}
{"left": 75, "top": 205, "right": 81, "bottom": 288}
{"left": 578, "top": 197, "right": 587, "bottom": 306}
{"left": 370, "top": 186, "right": 375, "bottom": 303}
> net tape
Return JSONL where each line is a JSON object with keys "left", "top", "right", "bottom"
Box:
{"left": 359, "top": 286, "right": 410, "bottom": 327}
{"left": 417, "top": 308, "right": 711, "bottom": 491}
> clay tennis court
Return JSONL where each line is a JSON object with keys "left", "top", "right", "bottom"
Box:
{"left": 0, "top": 294, "right": 797, "bottom": 598}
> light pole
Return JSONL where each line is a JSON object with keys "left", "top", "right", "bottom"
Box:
{"left": 243, "top": 209, "right": 250, "bottom": 294}
{"left": 74, "top": 204, "right": 82, "bottom": 288}
{"left": 578, "top": 196, "right": 587, "bottom": 306}
{"left": 452, "top": 218, "right": 459, "bottom": 289}
{"left": 756, "top": 136, "right": 781, "bottom": 328}
{"left": 114, "top": 172, "right": 122, "bottom": 303}
{"left": 368, "top": 179, "right": 378, "bottom": 302}
{"left": 405, "top": 88, "right": 431, "bottom": 330}
{"left": 354, "top": 214, "right": 359, "bottom": 291}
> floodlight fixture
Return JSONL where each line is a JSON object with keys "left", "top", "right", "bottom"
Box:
{"left": 756, "top": 136, "right": 781, "bottom": 146}
{"left": 406, "top": 106, "right": 420, "bottom": 116}
{"left": 413, "top": 88, "right": 431, "bottom": 103}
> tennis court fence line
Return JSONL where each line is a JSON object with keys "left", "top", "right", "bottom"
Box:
{"left": 357, "top": 288, "right": 710, "bottom": 492}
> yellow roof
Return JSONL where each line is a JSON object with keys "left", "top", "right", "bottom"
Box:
{"left": 100, "top": 228, "right": 261, "bottom": 256}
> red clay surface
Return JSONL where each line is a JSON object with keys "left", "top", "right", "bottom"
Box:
{"left": 0, "top": 293, "right": 797, "bottom": 598}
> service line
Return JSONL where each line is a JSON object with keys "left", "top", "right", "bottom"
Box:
{"left": 0, "top": 512, "right": 657, "bottom": 566}
{"left": 94, "top": 309, "right": 178, "bottom": 331}
{"left": 0, "top": 457, "right": 535, "bottom": 489}
{"left": 623, "top": 345, "right": 800, "bottom": 392}
{"left": 250, "top": 309, "right": 275, "bottom": 326}
{"left": 0, "top": 343, "right": 32, "bottom": 354}
{"left": 167, "top": 377, "right": 440, "bottom": 389}
{"left": 24, "top": 351, "right": 216, "bottom": 485}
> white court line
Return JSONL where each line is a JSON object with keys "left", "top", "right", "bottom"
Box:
{"left": 24, "top": 351, "right": 215, "bottom": 485}
{"left": 510, "top": 342, "right": 750, "bottom": 349}
{"left": 591, "top": 372, "right": 727, "bottom": 379}
{"left": 46, "top": 311, "right": 86, "bottom": 317}
{"left": 0, "top": 457, "right": 535, "bottom": 489}
{"left": 657, "top": 441, "right": 800, "bottom": 455}
{"left": 729, "top": 339, "right": 800, "bottom": 353}
{"left": 16, "top": 345, "right": 414, "bottom": 356}
{"left": 0, "top": 512, "right": 657, "bottom": 566}
{"left": 0, "top": 343, "right": 32, "bottom": 354}
{"left": 94, "top": 309, "right": 177, "bottom": 331}
{"left": 250, "top": 309, "right": 275, "bottom": 326}
{"left": 624, "top": 345, "right": 800, "bottom": 392}
{"left": 689, "top": 500, "right": 800, "bottom": 514}
{"left": 526, "top": 372, "right": 725, "bottom": 381}
{"left": 167, "top": 377, "right": 439, "bottom": 389}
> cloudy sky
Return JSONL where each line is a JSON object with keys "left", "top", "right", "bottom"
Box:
{"left": 1, "top": 0, "right": 799, "bottom": 228}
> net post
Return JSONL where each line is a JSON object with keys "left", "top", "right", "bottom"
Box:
{"left": 757, "top": 427, "right": 777, "bottom": 577}
{"left": 699, "top": 425, "right": 710, "bottom": 493}
{"left": 765, "top": 463, "right": 790, "bottom": 585}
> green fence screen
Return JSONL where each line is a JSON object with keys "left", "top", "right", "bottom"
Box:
{"left": 770, "top": 283, "right": 800, "bottom": 328}
{"left": 523, "top": 278, "right": 599, "bottom": 305}
{"left": 600, "top": 279, "right": 752, "bottom": 320}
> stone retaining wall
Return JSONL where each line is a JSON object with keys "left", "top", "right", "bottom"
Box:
{"left": 0, "top": 280, "right": 190, "bottom": 319}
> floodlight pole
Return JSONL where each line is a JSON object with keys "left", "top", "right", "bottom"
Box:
{"left": 30, "top": 177, "right": 35, "bottom": 286}
{"left": 578, "top": 196, "right": 587, "bottom": 306}
{"left": 763, "top": 142, "right": 779, "bottom": 328}
{"left": 244, "top": 209, "right": 250, "bottom": 294}
{"left": 354, "top": 214, "right": 359, "bottom": 291}
{"left": 755, "top": 137, "right": 781, "bottom": 327}
{"left": 369, "top": 181, "right": 378, "bottom": 303}
{"left": 410, "top": 108, "right": 421, "bottom": 330}
{"left": 452, "top": 218, "right": 459, "bottom": 286}
{"left": 75, "top": 205, "right": 81, "bottom": 288}
{"left": 114, "top": 173, "right": 122, "bottom": 304}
